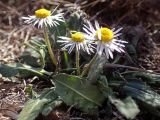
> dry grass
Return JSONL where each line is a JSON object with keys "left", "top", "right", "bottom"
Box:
{"left": 0, "top": 0, "right": 160, "bottom": 119}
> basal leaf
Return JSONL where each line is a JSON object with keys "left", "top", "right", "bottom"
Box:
{"left": 0, "top": 63, "right": 51, "bottom": 78}
{"left": 20, "top": 37, "right": 47, "bottom": 67}
{"left": 0, "top": 64, "right": 18, "bottom": 77}
{"left": 125, "top": 72, "right": 160, "bottom": 85}
{"left": 52, "top": 73, "right": 105, "bottom": 114}
{"left": 123, "top": 81, "right": 160, "bottom": 116}
{"left": 41, "top": 100, "right": 62, "bottom": 116}
{"left": 109, "top": 96, "right": 140, "bottom": 119}
{"left": 18, "top": 88, "right": 58, "bottom": 120}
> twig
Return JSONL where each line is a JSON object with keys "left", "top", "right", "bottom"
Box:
{"left": 24, "top": 28, "right": 32, "bottom": 43}
{"left": 66, "top": 103, "right": 76, "bottom": 114}
{"left": 70, "top": 117, "right": 85, "bottom": 120}
{"left": 104, "top": 63, "right": 160, "bottom": 75}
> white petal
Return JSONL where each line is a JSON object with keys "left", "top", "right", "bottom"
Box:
{"left": 83, "top": 28, "right": 93, "bottom": 36}
{"left": 113, "top": 27, "right": 123, "bottom": 34}
{"left": 88, "top": 21, "right": 96, "bottom": 33}
{"left": 108, "top": 48, "right": 113, "bottom": 59}
{"left": 113, "top": 39, "right": 128, "bottom": 43}
{"left": 111, "top": 28, "right": 115, "bottom": 31}
{"left": 111, "top": 44, "right": 121, "bottom": 52}
{"left": 95, "top": 21, "right": 100, "bottom": 30}
{"left": 98, "top": 30, "right": 101, "bottom": 40}
{"left": 112, "top": 41, "right": 125, "bottom": 47}
{"left": 59, "top": 36, "right": 71, "bottom": 40}
{"left": 113, "top": 33, "right": 122, "bottom": 38}
{"left": 104, "top": 48, "right": 109, "bottom": 59}
{"left": 68, "top": 44, "right": 75, "bottom": 53}
{"left": 97, "top": 43, "right": 104, "bottom": 56}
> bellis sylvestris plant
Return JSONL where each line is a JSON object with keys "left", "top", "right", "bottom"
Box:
{"left": 11, "top": 5, "right": 147, "bottom": 120}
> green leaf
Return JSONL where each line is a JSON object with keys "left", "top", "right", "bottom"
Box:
{"left": 41, "top": 100, "right": 62, "bottom": 116}
{"left": 123, "top": 81, "right": 160, "bottom": 116}
{"left": 125, "top": 72, "right": 160, "bottom": 85}
{"left": 0, "top": 63, "right": 51, "bottom": 78}
{"left": 98, "top": 75, "right": 113, "bottom": 97}
{"left": 49, "top": 21, "right": 67, "bottom": 49}
{"left": 67, "top": 13, "right": 84, "bottom": 31}
{"left": 0, "top": 64, "right": 18, "bottom": 77}
{"left": 18, "top": 88, "right": 58, "bottom": 120}
{"left": 20, "top": 37, "right": 47, "bottom": 67}
{"left": 52, "top": 73, "right": 105, "bottom": 114}
{"left": 109, "top": 96, "right": 140, "bottom": 119}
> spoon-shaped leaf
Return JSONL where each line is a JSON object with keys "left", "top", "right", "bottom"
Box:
{"left": 52, "top": 73, "right": 105, "bottom": 114}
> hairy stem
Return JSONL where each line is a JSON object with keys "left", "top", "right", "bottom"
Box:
{"left": 43, "top": 26, "right": 57, "bottom": 68}
{"left": 81, "top": 53, "right": 98, "bottom": 77}
{"left": 76, "top": 48, "right": 80, "bottom": 75}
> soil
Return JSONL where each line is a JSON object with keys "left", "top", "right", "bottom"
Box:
{"left": 0, "top": 0, "right": 160, "bottom": 120}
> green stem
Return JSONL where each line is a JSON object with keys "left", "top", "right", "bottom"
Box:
{"left": 43, "top": 26, "right": 57, "bottom": 67}
{"left": 81, "top": 53, "right": 98, "bottom": 77}
{"left": 76, "top": 48, "right": 80, "bottom": 75}
{"left": 64, "top": 51, "right": 70, "bottom": 68}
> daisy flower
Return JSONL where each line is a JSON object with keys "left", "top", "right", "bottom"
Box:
{"left": 22, "top": 8, "right": 64, "bottom": 28}
{"left": 58, "top": 31, "right": 95, "bottom": 54}
{"left": 83, "top": 21, "right": 128, "bottom": 59}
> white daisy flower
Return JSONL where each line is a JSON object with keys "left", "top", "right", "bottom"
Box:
{"left": 22, "top": 8, "right": 64, "bottom": 28}
{"left": 58, "top": 31, "right": 95, "bottom": 54}
{"left": 83, "top": 21, "right": 128, "bottom": 59}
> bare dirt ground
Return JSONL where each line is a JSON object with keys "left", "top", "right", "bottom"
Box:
{"left": 0, "top": 0, "right": 160, "bottom": 119}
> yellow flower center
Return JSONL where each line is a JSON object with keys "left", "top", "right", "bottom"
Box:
{"left": 96, "top": 27, "right": 114, "bottom": 43}
{"left": 35, "top": 8, "right": 51, "bottom": 18}
{"left": 71, "top": 32, "right": 85, "bottom": 42}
